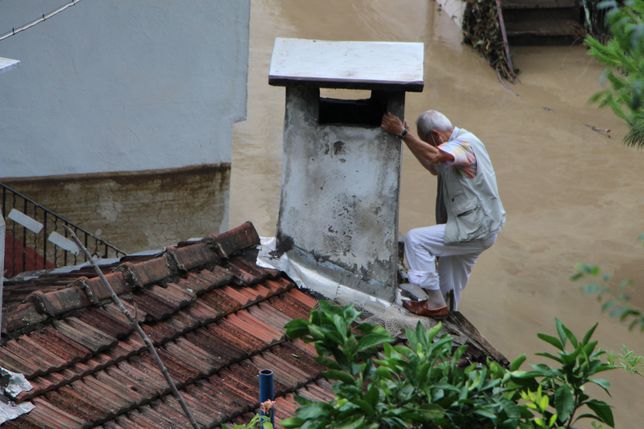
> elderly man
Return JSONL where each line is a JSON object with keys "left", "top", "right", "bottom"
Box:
{"left": 381, "top": 110, "right": 505, "bottom": 318}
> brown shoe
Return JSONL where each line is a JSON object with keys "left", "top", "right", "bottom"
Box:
{"left": 403, "top": 299, "right": 449, "bottom": 320}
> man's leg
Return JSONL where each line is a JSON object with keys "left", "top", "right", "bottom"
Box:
{"left": 437, "top": 254, "right": 479, "bottom": 311}
{"left": 404, "top": 225, "right": 447, "bottom": 309}
{"left": 405, "top": 224, "right": 497, "bottom": 310}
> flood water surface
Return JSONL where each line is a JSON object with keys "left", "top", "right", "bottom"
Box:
{"left": 231, "top": 1, "right": 644, "bottom": 426}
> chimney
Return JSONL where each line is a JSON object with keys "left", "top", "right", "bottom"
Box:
{"left": 269, "top": 38, "right": 424, "bottom": 302}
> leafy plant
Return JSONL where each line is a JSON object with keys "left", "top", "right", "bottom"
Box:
{"left": 572, "top": 261, "right": 644, "bottom": 332}
{"left": 585, "top": 0, "right": 644, "bottom": 148}
{"left": 281, "top": 302, "right": 617, "bottom": 429}
{"left": 514, "top": 320, "right": 616, "bottom": 428}
{"left": 222, "top": 401, "right": 275, "bottom": 429}
{"left": 607, "top": 345, "right": 644, "bottom": 376}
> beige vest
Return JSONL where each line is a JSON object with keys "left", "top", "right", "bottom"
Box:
{"left": 439, "top": 128, "right": 505, "bottom": 244}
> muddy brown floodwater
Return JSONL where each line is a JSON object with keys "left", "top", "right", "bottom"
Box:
{"left": 231, "top": 0, "right": 644, "bottom": 426}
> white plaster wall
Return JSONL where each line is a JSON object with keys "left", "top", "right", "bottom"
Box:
{"left": 0, "top": 0, "right": 249, "bottom": 178}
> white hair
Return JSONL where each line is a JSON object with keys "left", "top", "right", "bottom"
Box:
{"left": 416, "top": 110, "right": 453, "bottom": 139}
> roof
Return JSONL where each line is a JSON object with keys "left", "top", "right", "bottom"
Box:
{"left": 0, "top": 222, "right": 333, "bottom": 428}
{"left": 269, "top": 38, "right": 424, "bottom": 91}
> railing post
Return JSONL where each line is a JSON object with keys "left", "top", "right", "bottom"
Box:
{"left": 11, "top": 192, "right": 16, "bottom": 276}
{"left": 0, "top": 214, "right": 5, "bottom": 335}
{"left": 43, "top": 210, "right": 48, "bottom": 270}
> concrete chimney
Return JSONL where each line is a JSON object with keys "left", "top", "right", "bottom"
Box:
{"left": 269, "top": 38, "right": 424, "bottom": 301}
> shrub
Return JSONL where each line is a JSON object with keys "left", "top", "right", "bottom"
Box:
{"left": 282, "top": 302, "right": 616, "bottom": 429}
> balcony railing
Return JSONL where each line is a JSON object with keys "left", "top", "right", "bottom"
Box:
{"left": 1, "top": 183, "right": 126, "bottom": 277}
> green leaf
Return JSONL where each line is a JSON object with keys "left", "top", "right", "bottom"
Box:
{"left": 560, "top": 322, "right": 579, "bottom": 347}
{"left": 331, "top": 314, "right": 348, "bottom": 336}
{"left": 356, "top": 332, "right": 393, "bottom": 353}
{"left": 537, "top": 333, "right": 564, "bottom": 351}
{"left": 296, "top": 404, "right": 328, "bottom": 420}
{"left": 365, "top": 384, "right": 379, "bottom": 407}
{"left": 510, "top": 354, "right": 527, "bottom": 370}
{"left": 285, "top": 319, "right": 310, "bottom": 339}
{"left": 590, "top": 378, "right": 612, "bottom": 395}
{"left": 281, "top": 416, "right": 304, "bottom": 428}
{"left": 474, "top": 408, "right": 497, "bottom": 420}
{"left": 535, "top": 352, "right": 563, "bottom": 363}
{"left": 555, "top": 319, "right": 568, "bottom": 347}
{"left": 335, "top": 416, "right": 366, "bottom": 429}
{"left": 555, "top": 385, "right": 575, "bottom": 423}
{"left": 308, "top": 324, "right": 326, "bottom": 341}
{"left": 548, "top": 413, "right": 558, "bottom": 427}
{"left": 324, "top": 370, "right": 355, "bottom": 385}
{"left": 582, "top": 323, "right": 599, "bottom": 344}
{"left": 586, "top": 400, "right": 615, "bottom": 427}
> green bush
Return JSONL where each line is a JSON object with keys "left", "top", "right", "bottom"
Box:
{"left": 282, "top": 302, "right": 616, "bottom": 429}
{"left": 586, "top": 0, "right": 644, "bottom": 148}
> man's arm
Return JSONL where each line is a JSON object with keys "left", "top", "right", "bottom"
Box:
{"left": 380, "top": 113, "right": 453, "bottom": 173}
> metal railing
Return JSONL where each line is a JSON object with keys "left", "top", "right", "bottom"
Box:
{"left": 1, "top": 183, "right": 126, "bottom": 277}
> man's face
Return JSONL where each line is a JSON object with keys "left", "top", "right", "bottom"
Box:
{"left": 418, "top": 128, "right": 441, "bottom": 147}
{"left": 431, "top": 131, "right": 442, "bottom": 147}
{"left": 427, "top": 130, "right": 441, "bottom": 147}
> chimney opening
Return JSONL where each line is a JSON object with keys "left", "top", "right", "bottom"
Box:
{"left": 318, "top": 89, "right": 388, "bottom": 127}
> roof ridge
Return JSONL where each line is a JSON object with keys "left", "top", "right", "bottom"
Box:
{"left": 2, "top": 222, "right": 260, "bottom": 338}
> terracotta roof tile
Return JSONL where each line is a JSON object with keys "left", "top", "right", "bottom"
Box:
{"left": 123, "top": 256, "right": 175, "bottom": 288}
{"left": 85, "top": 272, "right": 129, "bottom": 300}
{"left": 168, "top": 243, "right": 220, "bottom": 271}
{"left": 1, "top": 222, "right": 330, "bottom": 428}
{"left": 75, "top": 307, "right": 134, "bottom": 339}
{"left": 2, "top": 303, "right": 47, "bottom": 335}
{"left": 207, "top": 221, "right": 260, "bottom": 258}
{"left": 54, "top": 317, "right": 117, "bottom": 354}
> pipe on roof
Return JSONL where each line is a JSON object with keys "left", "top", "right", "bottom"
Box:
{"left": 259, "top": 369, "right": 275, "bottom": 427}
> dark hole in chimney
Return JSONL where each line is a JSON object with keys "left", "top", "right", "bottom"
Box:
{"left": 318, "top": 90, "right": 388, "bottom": 126}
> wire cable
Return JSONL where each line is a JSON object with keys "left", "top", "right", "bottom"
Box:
{"left": 0, "top": 0, "right": 84, "bottom": 43}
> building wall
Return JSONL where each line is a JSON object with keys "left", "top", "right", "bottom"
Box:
{"left": 3, "top": 166, "right": 229, "bottom": 253}
{"left": 0, "top": 0, "right": 249, "bottom": 177}
{"left": 0, "top": 1, "right": 249, "bottom": 251}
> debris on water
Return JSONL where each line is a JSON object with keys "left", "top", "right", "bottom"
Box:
{"left": 462, "top": 0, "right": 516, "bottom": 81}
{"left": 584, "top": 123, "right": 612, "bottom": 138}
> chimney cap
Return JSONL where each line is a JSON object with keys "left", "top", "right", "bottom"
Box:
{"left": 269, "top": 38, "right": 424, "bottom": 92}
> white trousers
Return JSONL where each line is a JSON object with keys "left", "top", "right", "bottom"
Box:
{"left": 404, "top": 224, "right": 496, "bottom": 310}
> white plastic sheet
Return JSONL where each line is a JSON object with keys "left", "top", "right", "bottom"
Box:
{"left": 257, "top": 237, "right": 393, "bottom": 315}
{"left": 0, "top": 368, "right": 34, "bottom": 424}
